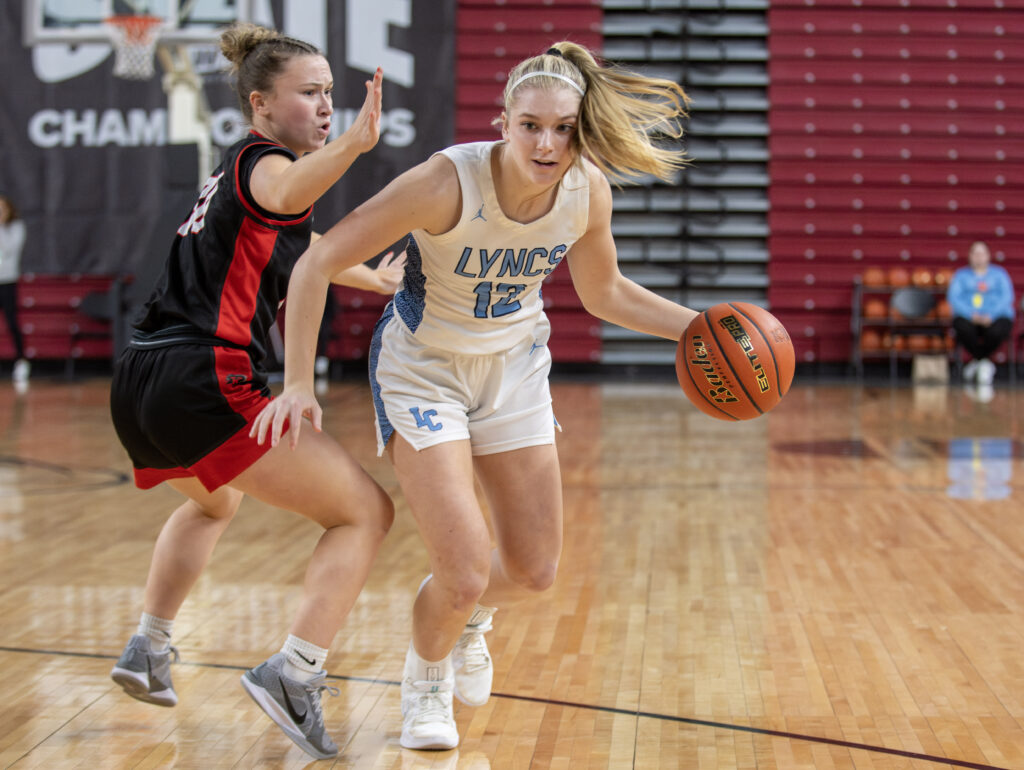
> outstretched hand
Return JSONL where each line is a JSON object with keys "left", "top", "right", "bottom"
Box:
{"left": 375, "top": 249, "right": 408, "bottom": 294}
{"left": 250, "top": 386, "right": 323, "bottom": 449}
{"left": 346, "top": 67, "right": 384, "bottom": 155}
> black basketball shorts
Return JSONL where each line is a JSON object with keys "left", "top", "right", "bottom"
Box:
{"left": 110, "top": 343, "right": 275, "bottom": 492}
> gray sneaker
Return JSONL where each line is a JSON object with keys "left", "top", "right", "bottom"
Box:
{"left": 110, "top": 634, "right": 180, "bottom": 707}
{"left": 241, "top": 653, "right": 340, "bottom": 760}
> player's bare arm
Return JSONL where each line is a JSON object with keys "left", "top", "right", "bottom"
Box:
{"left": 566, "top": 166, "right": 697, "bottom": 341}
{"left": 251, "top": 155, "right": 459, "bottom": 448}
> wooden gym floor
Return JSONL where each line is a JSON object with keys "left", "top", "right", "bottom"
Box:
{"left": 0, "top": 372, "right": 1022, "bottom": 769}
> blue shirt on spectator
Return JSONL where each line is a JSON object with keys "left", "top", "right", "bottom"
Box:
{"left": 947, "top": 264, "right": 1015, "bottom": 321}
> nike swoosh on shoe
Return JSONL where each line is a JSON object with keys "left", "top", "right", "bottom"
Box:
{"left": 278, "top": 676, "right": 307, "bottom": 724}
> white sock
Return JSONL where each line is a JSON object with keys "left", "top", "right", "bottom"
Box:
{"left": 137, "top": 613, "right": 173, "bottom": 653}
{"left": 406, "top": 641, "right": 452, "bottom": 683}
{"left": 466, "top": 604, "right": 496, "bottom": 629}
{"left": 281, "top": 635, "right": 328, "bottom": 682}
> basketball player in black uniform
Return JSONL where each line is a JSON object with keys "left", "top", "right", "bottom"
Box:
{"left": 108, "top": 24, "right": 396, "bottom": 760}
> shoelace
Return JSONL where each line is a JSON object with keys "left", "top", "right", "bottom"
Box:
{"left": 409, "top": 680, "right": 453, "bottom": 725}
{"left": 304, "top": 679, "right": 341, "bottom": 721}
{"left": 152, "top": 644, "right": 180, "bottom": 664}
{"left": 454, "top": 621, "right": 491, "bottom": 673}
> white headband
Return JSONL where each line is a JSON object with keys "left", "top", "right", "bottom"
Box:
{"left": 509, "top": 71, "right": 585, "bottom": 97}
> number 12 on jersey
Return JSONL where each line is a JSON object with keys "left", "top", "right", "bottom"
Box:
{"left": 473, "top": 282, "right": 526, "bottom": 318}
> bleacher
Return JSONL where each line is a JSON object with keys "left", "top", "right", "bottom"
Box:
{"left": 603, "top": 0, "right": 770, "bottom": 365}
{"left": 767, "top": 0, "right": 1023, "bottom": 368}
{"left": 1, "top": 274, "right": 121, "bottom": 376}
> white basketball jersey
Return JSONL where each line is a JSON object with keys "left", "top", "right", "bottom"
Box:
{"left": 391, "top": 141, "right": 590, "bottom": 354}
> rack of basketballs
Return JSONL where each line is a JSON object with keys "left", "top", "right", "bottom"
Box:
{"left": 852, "top": 265, "right": 956, "bottom": 373}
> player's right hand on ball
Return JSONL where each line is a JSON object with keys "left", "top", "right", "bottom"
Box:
{"left": 250, "top": 386, "right": 323, "bottom": 449}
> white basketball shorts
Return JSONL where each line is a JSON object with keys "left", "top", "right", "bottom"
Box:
{"left": 369, "top": 309, "right": 556, "bottom": 456}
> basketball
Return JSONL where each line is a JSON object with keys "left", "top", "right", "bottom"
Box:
{"left": 888, "top": 267, "right": 911, "bottom": 286}
{"left": 676, "top": 302, "right": 795, "bottom": 421}
{"left": 862, "top": 267, "right": 886, "bottom": 286}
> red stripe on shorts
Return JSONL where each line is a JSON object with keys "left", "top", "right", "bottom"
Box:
{"left": 186, "top": 346, "right": 278, "bottom": 491}
{"left": 133, "top": 466, "right": 193, "bottom": 490}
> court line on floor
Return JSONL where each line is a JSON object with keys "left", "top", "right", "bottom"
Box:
{"left": 0, "top": 645, "right": 1009, "bottom": 770}
{"left": 0, "top": 455, "right": 129, "bottom": 494}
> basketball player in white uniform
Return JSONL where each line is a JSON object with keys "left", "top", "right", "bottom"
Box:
{"left": 371, "top": 139, "right": 588, "bottom": 456}
{"left": 253, "top": 42, "right": 700, "bottom": 750}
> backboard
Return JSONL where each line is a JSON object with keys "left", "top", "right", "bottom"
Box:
{"left": 23, "top": 0, "right": 253, "bottom": 45}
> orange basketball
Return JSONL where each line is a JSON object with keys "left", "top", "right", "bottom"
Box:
{"left": 864, "top": 298, "right": 887, "bottom": 319}
{"left": 860, "top": 329, "right": 882, "bottom": 350}
{"left": 888, "top": 267, "right": 910, "bottom": 286}
{"left": 862, "top": 267, "right": 886, "bottom": 287}
{"left": 676, "top": 302, "right": 795, "bottom": 421}
{"left": 911, "top": 267, "right": 933, "bottom": 287}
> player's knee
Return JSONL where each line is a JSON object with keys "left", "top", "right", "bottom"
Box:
{"left": 189, "top": 488, "right": 243, "bottom": 521}
{"left": 372, "top": 491, "right": 396, "bottom": 539}
{"left": 454, "top": 577, "right": 490, "bottom": 612}
{"left": 508, "top": 557, "right": 558, "bottom": 593}
{"left": 435, "top": 564, "right": 490, "bottom": 612}
{"left": 321, "top": 482, "right": 394, "bottom": 535}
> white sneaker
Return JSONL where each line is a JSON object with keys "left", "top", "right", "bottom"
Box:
{"left": 978, "top": 359, "right": 996, "bottom": 386}
{"left": 12, "top": 358, "right": 29, "bottom": 383}
{"left": 962, "top": 359, "right": 979, "bottom": 382}
{"left": 400, "top": 671, "right": 458, "bottom": 750}
{"left": 452, "top": 613, "right": 494, "bottom": 707}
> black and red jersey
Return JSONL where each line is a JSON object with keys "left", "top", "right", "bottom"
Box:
{"left": 132, "top": 131, "right": 313, "bottom": 370}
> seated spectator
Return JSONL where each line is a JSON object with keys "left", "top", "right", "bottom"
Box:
{"left": 947, "top": 241, "right": 1015, "bottom": 385}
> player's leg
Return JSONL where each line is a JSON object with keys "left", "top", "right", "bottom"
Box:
{"left": 111, "top": 478, "right": 243, "bottom": 707}
{"left": 435, "top": 444, "right": 562, "bottom": 709}
{"left": 388, "top": 433, "right": 492, "bottom": 749}
{"left": 232, "top": 426, "right": 393, "bottom": 759}
{"left": 439, "top": 326, "right": 562, "bottom": 709}
{"left": 474, "top": 443, "right": 563, "bottom": 604}
{"left": 146, "top": 478, "right": 244, "bottom": 616}
{"left": 391, "top": 435, "right": 492, "bottom": 658}
{"left": 231, "top": 426, "right": 394, "bottom": 646}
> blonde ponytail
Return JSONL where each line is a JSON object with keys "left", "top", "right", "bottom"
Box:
{"left": 500, "top": 42, "right": 689, "bottom": 184}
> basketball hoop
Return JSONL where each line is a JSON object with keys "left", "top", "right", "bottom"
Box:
{"left": 105, "top": 15, "right": 163, "bottom": 80}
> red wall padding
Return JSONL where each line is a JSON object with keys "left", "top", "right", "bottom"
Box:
{"left": 767, "top": 0, "right": 1024, "bottom": 364}
{"left": 455, "top": 1, "right": 603, "bottom": 144}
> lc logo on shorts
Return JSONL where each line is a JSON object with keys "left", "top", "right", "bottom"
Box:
{"left": 409, "top": 407, "right": 443, "bottom": 431}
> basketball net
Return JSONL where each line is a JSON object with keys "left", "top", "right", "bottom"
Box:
{"left": 105, "top": 15, "right": 163, "bottom": 80}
